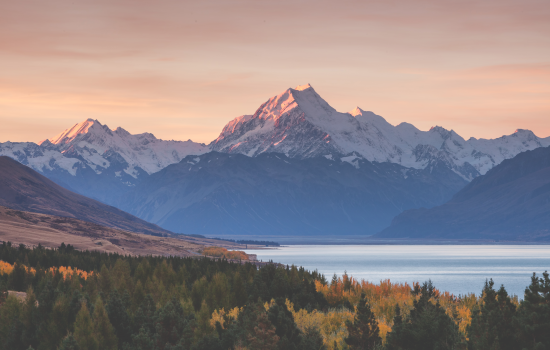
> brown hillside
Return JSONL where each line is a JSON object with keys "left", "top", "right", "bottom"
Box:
{"left": 0, "top": 156, "right": 170, "bottom": 236}
{"left": 0, "top": 206, "right": 202, "bottom": 256}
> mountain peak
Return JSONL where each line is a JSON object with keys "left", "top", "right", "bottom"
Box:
{"left": 349, "top": 107, "right": 364, "bottom": 117}
{"left": 514, "top": 129, "right": 535, "bottom": 135}
{"left": 47, "top": 118, "right": 104, "bottom": 145}
{"left": 294, "top": 83, "right": 312, "bottom": 91}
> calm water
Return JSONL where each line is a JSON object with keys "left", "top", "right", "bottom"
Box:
{"left": 245, "top": 245, "right": 550, "bottom": 297}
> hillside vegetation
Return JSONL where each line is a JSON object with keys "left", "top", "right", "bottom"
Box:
{"left": 0, "top": 242, "right": 548, "bottom": 350}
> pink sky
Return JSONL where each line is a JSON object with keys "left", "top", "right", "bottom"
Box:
{"left": 1, "top": 0, "right": 549, "bottom": 144}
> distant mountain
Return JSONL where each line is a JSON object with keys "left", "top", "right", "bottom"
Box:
{"left": 116, "top": 151, "right": 468, "bottom": 236}
{"left": 376, "top": 146, "right": 550, "bottom": 241}
{"left": 0, "top": 119, "right": 207, "bottom": 203}
{"left": 211, "top": 84, "right": 550, "bottom": 180}
{"left": 0, "top": 156, "right": 171, "bottom": 236}
{"left": 1, "top": 84, "right": 549, "bottom": 238}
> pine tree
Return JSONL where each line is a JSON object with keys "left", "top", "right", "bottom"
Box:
{"left": 73, "top": 303, "right": 98, "bottom": 350}
{"left": 301, "top": 327, "right": 327, "bottom": 350}
{"left": 58, "top": 333, "right": 80, "bottom": 350}
{"left": 344, "top": 293, "right": 381, "bottom": 350}
{"left": 232, "top": 271, "right": 247, "bottom": 307}
{"left": 0, "top": 294, "right": 22, "bottom": 346}
{"left": 98, "top": 265, "right": 112, "bottom": 295}
{"left": 514, "top": 271, "right": 550, "bottom": 349}
{"left": 195, "top": 300, "right": 214, "bottom": 341}
{"left": 267, "top": 298, "right": 303, "bottom": 350}
{"left": 106, "top": 289, "right": 132, "bottom": 348}
{"left": 153, "top": 298, "right": 188, "bottom": 349}
{"left": 92, "top": 297, "right": 117, "bottom": 350}
{"left": 386, "top": 281, "right": 462, "bottom": 350}
{"left": 468, "top": 280, "right": 518, "bottom": 350}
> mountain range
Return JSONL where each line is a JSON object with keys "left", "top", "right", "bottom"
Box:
{"left": 210, "top": 84, "right": 549, "bottom": 180}
{"left": 1, "top": 84, "right": 549, "bottom": 237}
{"left": 376, "top": 146, "right": 550, "bottom": 241}
{"left": 0, "top": 119, "right": 207, "bottom": 203}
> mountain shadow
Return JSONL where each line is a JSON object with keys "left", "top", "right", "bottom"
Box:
{"left": 376, "top": 146, "right": 550, "bottom": 241}
{"left": 116, "top": 152, "right": 468, "bottom": 236}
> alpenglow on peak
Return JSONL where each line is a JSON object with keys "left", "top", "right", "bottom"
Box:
{"left": 210, "top": 84, "right": 550, "bottom": 179}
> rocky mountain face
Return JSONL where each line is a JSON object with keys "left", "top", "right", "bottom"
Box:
{"left": 211, "top": 84, "right": 550, "bottom": 181}
{"left": 115, "top": 152, "right": 468, "bottom": 236}
{"left": 0, "top": 119, "right": 207, "bottom": 203}
{"left": 1, "top": 84, "right": 549, "bottom": 237}
{"left": 0, "top": 156, "right": 171, "bottom": 236}
{"left": 376, "top": 146, "right": 550, "bottom": 240}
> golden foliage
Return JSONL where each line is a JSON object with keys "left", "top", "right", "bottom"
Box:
{"left": 201, "top": 247, "right": 249, "bottom": 260}
{"left": 210, "top": 306, "right": 242, "bottom": 329}
{"left": 0, "top": 261, "right": 14, "bottom": 275}
{"left": 315, "top": 275, "right": 481, "bottom": 344}
{"left": 286, "top": 299, "right": 354, "bottom": 350}
{"left": 0, "top": 260, "right": 35, "bottom": 275}
{"left": 0, "top": 260, "right": 91, "bottom": 281}
{"left": 49, "top": 266, "right": 93, "bottom": 280}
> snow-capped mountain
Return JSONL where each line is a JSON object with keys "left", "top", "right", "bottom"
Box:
{"left": 0, "top": 119, "right": 207, "bottom": 203}
{"left": 42, "top": 118, "right": 207, "bottom": 177}
{"left": 211, "top": 84, "right": 550, "bottom": 180}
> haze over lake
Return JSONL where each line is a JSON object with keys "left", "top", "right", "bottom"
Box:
{"left": 246, "top": 245, "right": 550, "bottom": 297}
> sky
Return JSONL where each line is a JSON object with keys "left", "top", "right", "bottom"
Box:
{"left": 1, "top": 0, "right": 549, "bottom": 144}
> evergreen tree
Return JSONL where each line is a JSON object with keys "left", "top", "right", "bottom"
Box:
{"left": 20, "top": 287, "right": 39, "bottom": 349}
{"left": 344, "top": 293, "right": 381, "bottom": 350}
{"left": 133, "top": 294, "right": 156, "bottom": 337}
{"left": 98, "top": 265, "right": 112, "bottom": 295}
{"left": 0, "top": 295, "right": 22, "bottom": 347}
{"left": 267, "top": 298, "right": 303, "bottom": 350}
{"left": 67, "top": 290, "right": 84, "bottom": 329}
{"left": 58, "top": 333, "right": 80, "bottom": 350}
{"left": 232, "top": 271, "right": 247, "bottom": 307}
{"left": 92, "top": 297, "right": 117, "bottom": 350}
{"left": 73, "top": 303, "right": 98, "bottom": 350}
{"left": 468, "top": 280, "right": 518, "bottom": 350}
{"left": 106, "top": 289, "right": 132, "bottom": 348}
{"left": 195, "top": 300, "right": 215, "bottom": 341}
{"left": 207, "top": 272, "right": 230, "bottom": 311}
{"left": 153, "top": 298, "right": 188, "bottom": 349}
{"left": 191, "top": 335, "right": 223, "bottom": 350}
{"left": 128, "top": 327, "right": 154, "bottom": 350}
{"left": 302, "top": 327, "right": 327, "bottom": 350}
{"left": 514, "top": 271, "right": 550, "bottom": 350}
{"left": 191, "top": 277, "right": 208, "bottom": 312}
{"left": 386, "top": 281, "right": 463, "bottom": 350}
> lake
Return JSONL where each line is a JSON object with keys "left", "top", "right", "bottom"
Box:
{"left": 245, "top": 245, "right": 550, "bottom": 297}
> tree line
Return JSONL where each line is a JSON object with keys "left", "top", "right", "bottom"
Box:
{"left": 0, "top": 241, "right": 549, "bottom": 350}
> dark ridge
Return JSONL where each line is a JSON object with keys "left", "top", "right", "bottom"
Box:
{"left": 376, "top": 146, "right": 550, "bottom": 241}
{"left": 0, "top": 156, "right": 171, "bottom": 236}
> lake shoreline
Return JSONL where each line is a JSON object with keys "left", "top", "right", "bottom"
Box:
{"left": 244, "top": 244, "right": 550, "bottom": 297}
{"left": 216, "top": 235, "right": 550, "bottom": 246}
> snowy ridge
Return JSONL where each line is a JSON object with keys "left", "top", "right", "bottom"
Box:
{"left": 0, "top": 119, "right": 207, "bottom": 195}
{"left": 211, "top": 84, "right": 550, "bottom": 179}
{"left": 0, "top": 141, "right": 81, "bottom": 175}
{"left": 40, "top": 119, "right": 208, "bottom": 177}
{"left": 1, "top": 84, "right": 548, "bottom": 188}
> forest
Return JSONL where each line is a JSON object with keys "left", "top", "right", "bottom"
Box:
{"left": 0, "top": 241, "right": 549, "bottom": 350}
